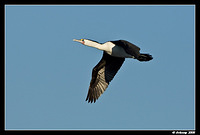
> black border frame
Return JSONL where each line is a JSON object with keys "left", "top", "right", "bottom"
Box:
{"left": 1, "top": 0, "right": 198, "bottom": 135}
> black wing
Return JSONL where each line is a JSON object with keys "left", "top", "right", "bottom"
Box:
{"left": 110, "top": 40, "right": 141, "bottom": 58}
{"left": 86, "top": 52, "right": 125, "bottom": 103}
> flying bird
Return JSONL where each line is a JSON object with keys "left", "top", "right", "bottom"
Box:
{"left": 73, "top": 39, "right": 153, "bottom": 103}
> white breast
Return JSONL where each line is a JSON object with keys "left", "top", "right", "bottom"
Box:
{"left": 103, "top": 42, "right": 134, "bottom": 58}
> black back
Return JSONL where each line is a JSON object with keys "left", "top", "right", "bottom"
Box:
{"left": 110, "top": 40, "right": 141, "bottom": 58}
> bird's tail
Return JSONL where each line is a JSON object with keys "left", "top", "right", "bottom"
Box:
{"left": 137, "top": 53, "right": 153, "bottom": 61}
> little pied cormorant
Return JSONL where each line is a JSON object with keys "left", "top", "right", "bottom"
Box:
{"left": 73, "top": 39, "right": 153, "bottom": 103}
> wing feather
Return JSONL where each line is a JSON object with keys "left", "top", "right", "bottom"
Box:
{"left": 86, "top": 52, "right": 125, "bottom": 103}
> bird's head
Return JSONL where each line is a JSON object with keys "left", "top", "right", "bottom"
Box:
{"left": 73, "top": 39, "right": 85, "bottom": 45}
{"left": 73, "top": 38, "right": 103, "bottom": 50}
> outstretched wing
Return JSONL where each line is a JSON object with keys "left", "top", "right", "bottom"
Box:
{"left": 86, "top": 52, "right": 125, "bottom": 103}
{"left": 110, "top": 40, "right": 141, "bottom": 58}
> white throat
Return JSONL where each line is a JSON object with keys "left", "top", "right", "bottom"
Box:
{"left": 84, "top": 39, "right": 106, "bottom": 51}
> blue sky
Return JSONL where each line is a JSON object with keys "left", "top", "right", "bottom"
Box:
{"left": 5, "top": 5, "right": 195, "bottom": 130}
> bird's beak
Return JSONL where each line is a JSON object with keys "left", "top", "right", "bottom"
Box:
{"left": 73, "top": 39, "right": 82, "bottom": 43}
